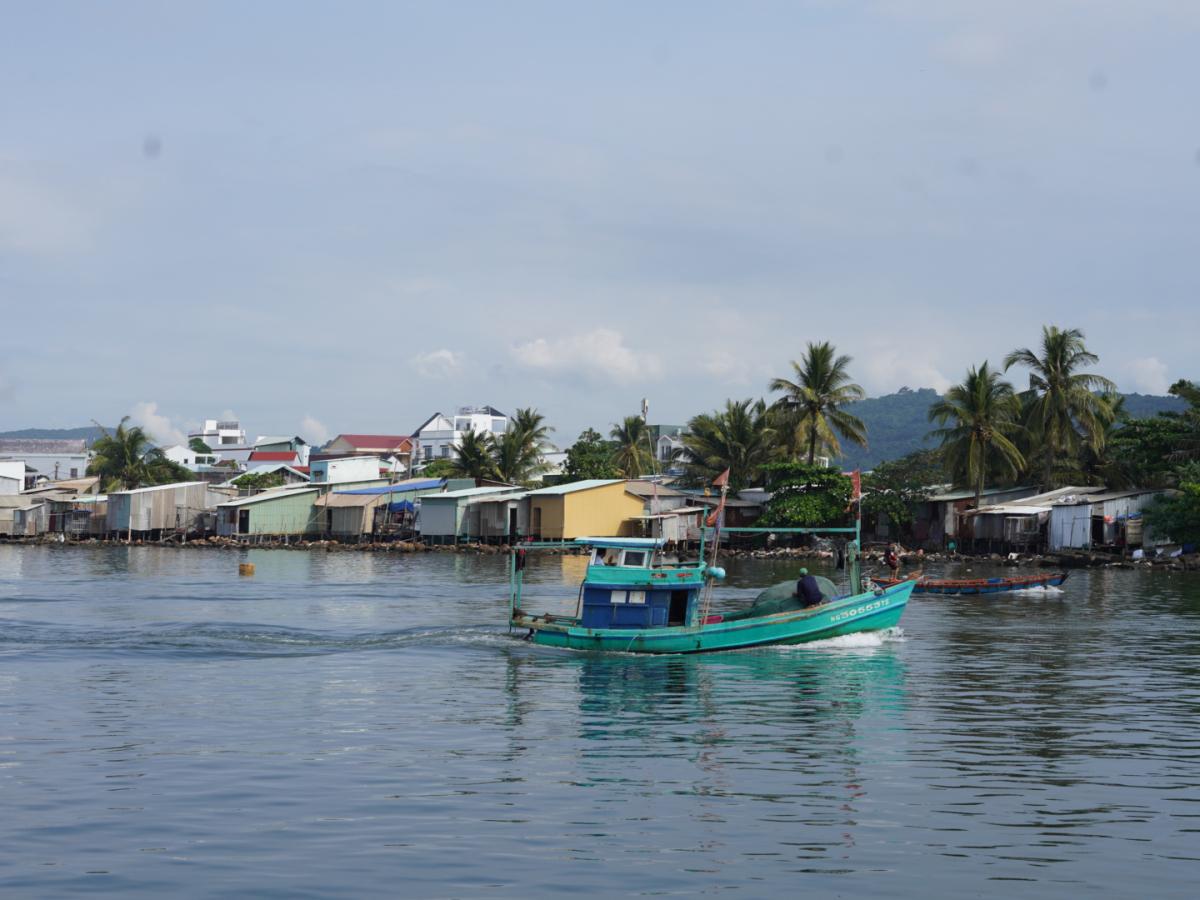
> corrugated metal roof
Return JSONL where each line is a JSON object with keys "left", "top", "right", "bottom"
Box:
{"left": 109, "top": 481, "right": 207, "bottom": 495}
{"left": 0, "top": 438, "right": 88, "bottom": 454}
{"left": 623, "top": 480, "right": 687, "bottom": 498}
{"left": 333, "top": 478, "right": 444, "bottom": 495}
{"left": 217, "top": 488, "right": 319, "bottom": 508}
{"left": 422, "top": 485, "right": 517, "bottom": 500}
{"left": 465, "top": 491, "right": 528, "bottom": 504}
{"left": 330, "top": 434, "right": 412, "bottom": 449}
{"left": 527, "top": 479, "right": 623, "bottom": 496}
{"left": 927, "top": 485, "right": 1034, "bottom": 502}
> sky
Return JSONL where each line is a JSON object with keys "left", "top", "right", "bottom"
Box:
{"left": 1, "top": 1, "right": 1197, "bottom": 448}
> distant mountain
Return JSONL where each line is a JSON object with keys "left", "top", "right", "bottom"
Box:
{"left": 0, "top": 426, "right": 110, "bottom": 447}
{"left": 835, "top": 387, "right": 1187, "bottom": 470}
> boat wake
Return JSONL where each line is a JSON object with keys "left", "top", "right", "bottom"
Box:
{"left": 992, "top": 586, "right": 1067, "bottom": 597}
{"left": 778, "top": 626, "right": 905, "bottom": 652}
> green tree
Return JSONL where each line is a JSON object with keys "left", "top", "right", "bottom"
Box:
{"left": 758, "top": 462, "right": 853, "bottom": 527}
{"left": 610, "top": 416, "right": 655, "bottom": 478}
{"left": 1003, "top": 325, "right": 1117, "bottom": 489}
{"left": 563, "top": 429, "right": 620, "bottom": 482}
{"left": 232, "top": 470, "right": 287, "bottom": 490}
{"left": 1145, "top": 462, "right": 1200, "bottom": 546}
{"left": 1167, "top": 379, "right": 1200, "bottom": 463}
{"left": 928, "top": 362, "right": 1025, "bottom": 510}
{"left": 189, "top": 437, "right": 213, "bottom": 454}
{"left": 420, "top": 459, "right": 458, "bottom": 479}
{"left": 449, "top": 429, "right": 498, "bottom": 480}
{"left": 861, "top": 449, "right": 944, "bottom": 537}
{"left": 769, "top": 341, "right": 867, "bottom": 464}
{"left": 680, "top": 399, "right": 775, "bottom": 491}
{"left": 88, "top": 417, "right": 192, "bottom": 491}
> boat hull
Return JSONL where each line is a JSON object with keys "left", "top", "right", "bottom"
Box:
{"left": 871, "top": 572, "right": 1068, "bottom": 595}
{"left": 513, "top": 581, "right": 914, "bottom": 654}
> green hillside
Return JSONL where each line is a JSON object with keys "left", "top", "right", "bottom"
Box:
{"left": 836, "top": 388, "right": 1186, "bottom": 470}
{"left": 0, "top": 426, "right": 110, "bottom": 446}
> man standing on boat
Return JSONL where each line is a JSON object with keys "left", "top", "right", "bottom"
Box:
{"left": 795, "top": 568, "right": 824, "bottom": 608}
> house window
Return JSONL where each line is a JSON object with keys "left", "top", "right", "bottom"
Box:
{"left": 69, "top": 468, "right": 78, "bottom": 478}
{"left": 440, "top": 445, "right": 449, "bottom": 458}
{"left": 424, "top": 446, "right": 433, "bottom": 461}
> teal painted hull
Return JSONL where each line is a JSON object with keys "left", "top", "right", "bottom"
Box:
{"left": 513, "top": 581, "right": 915, "bottom": 654}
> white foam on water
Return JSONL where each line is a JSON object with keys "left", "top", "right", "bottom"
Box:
{"left": 993, "top": 586, "right": 1066, "bottom": 598}
{"left": 777, "top": 626, "right": 906, "bottom": 652}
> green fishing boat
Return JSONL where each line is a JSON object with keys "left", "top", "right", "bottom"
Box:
{"left": 508, "top": 494, "right": 914, "bottom": 653}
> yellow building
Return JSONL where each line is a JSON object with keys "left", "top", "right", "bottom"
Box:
{"left": 527, "top": 479, "right": 645, "bottom": 540}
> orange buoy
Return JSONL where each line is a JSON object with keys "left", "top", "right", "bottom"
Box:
{"left": 239, "top": 563, "right": 255, "bottom": 577}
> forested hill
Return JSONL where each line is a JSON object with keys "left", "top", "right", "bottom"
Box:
{"left": 837, "top": 388, "right": 1186, "bottom": 470}
{"left": 0, "top": 426, "right": 109, "bottom": 446}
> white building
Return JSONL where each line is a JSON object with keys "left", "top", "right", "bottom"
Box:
{"left": 0, "top": 459, "right": 26, "bottom": 494}
{"left": 310, "top": 456, "right": 384, "bottom": 485}
{"left": 414, "top": 406, "right": 508, "bottom": 465}
{"left": 0, "top": 439, "right": 90, "bottom": 483}
{"left": 161, "top": 444, "right": 218, "bottom": 469}
{"left": 188, "top": 419, "right": 248, "bottom": 450}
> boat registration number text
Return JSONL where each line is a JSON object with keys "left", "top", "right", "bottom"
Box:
{"left": 829, "top": 598, "right": 890, "bottom": 623}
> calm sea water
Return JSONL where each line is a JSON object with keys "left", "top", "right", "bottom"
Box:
{"left": 1, "top": 545, "right": 1198, "bottom": 898}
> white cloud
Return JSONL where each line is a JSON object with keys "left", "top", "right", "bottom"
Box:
{"left": 1126, "top": 356, "right": 1170, "bottom": 395}
{"left": 0, "top": 173, "right": 94, "bottom": 255}
{"left": 300, "top": 414, "right": 330, "bottom": 445}
{"left": 129, "top": 401, "right": 186, "bottom": 447}
{"left": 938, "top": 30, "right": 1005, "bottom": 67}
{"left": 511, "top": 329, "right": 661, "bottom": 385}
{"left": 858, "top": 344, "right": 953, "bottom": 396}
{"left": 413, "top": 349, "right": 463, "bottom": 379}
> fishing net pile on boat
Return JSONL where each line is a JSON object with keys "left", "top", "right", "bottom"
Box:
{"left": 723, "top": 577, "right": 838, "bottom": 621}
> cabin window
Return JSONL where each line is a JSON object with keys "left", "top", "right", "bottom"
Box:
{"left": 628, "top": 590, "right": 646, "bottom": 605}
{"left": 610, "top": 590, "right": 628, "bottom": 604}
{"left": 623, "top": 550, "right": 647, "bottom": 567}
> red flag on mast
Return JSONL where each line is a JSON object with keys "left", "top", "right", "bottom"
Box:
{"left": 706, "top": 469, "right": 730, "bottom": 527}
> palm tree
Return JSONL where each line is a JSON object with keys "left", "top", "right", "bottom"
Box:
{"left": 769, "top": 341, "right": 867, "bottom": 464}
{"left": 449, "top": 429, "right": 497, "bottom": 480}
{"left": 503, "top": 407, "right": 553, "bottom": 483}
{"left": 1003, "top": 326, "right": 1116, "bottom": 489}
{"left": 681, "top": 399, "right": 775, "bottom": 491}
{"left": 88, "top": 416, "right": 187, "bottom": 491}
{"left": 610, "top": 416, "right": 655, "bottom": 478}
{"left": 927, "top": 362, "right": 1026, "bottom": 510}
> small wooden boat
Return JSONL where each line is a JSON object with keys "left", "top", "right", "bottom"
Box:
{"left": 509, "top": 537, "right": 914, "bottom": 654}
{"left": 871, "top": 571, "right": 1069, "bottom": 596}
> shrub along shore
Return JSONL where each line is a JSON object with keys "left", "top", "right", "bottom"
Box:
{"left": 4, "top": 534, "right": 1197, "bottom": 572}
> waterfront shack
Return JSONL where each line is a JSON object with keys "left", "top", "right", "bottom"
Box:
{"left": 418, "top": 486, "right": 522, "bottom": 544}
{"left": 0, "top": 495, "right": 26, "bottom": 534}
{"left": 314, "top": 478, "right": 445, "bottom": 540}
{"left": 526, "top": 479, "right": 645, "bottom": 540}
{"left": 216, "top": 487, "right": 320, "bottom": 539}
{"left": 1048, "top": 488, "right": 1172, "bottom": 551}
{"left": 965, "top": 486, "right": 1106, "bottom": 552}
{"left": 105, "top": 482, "right": 214, "bottom": 538}
{"left": 11, "top": 502, "right": 50, "bottom": 536}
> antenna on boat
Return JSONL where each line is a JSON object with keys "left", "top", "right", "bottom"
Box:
{"left": 698, "top": 469, "right": 730, "bottom": 623}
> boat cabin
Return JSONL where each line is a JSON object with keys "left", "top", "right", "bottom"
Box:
{"left": 578, "top": 538, "right": 705, "bottom": 630}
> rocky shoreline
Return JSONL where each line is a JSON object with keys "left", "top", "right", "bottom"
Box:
{"left": 3, "top": 534, "right": 1198, "bottom": 572}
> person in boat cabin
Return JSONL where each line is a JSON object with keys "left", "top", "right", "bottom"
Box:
{"left": 795, "top": 568, "right": 824, "bottom": 608}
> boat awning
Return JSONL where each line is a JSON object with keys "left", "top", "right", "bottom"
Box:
{"left": 576, "top": 536, "right": 664, "bottom": 549}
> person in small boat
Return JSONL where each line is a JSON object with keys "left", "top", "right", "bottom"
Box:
{"left": 795, "top": 568, "right": 824, "bottom": 608}
{"left": 884, "top": 544, "right": 900, "bottom": 579}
